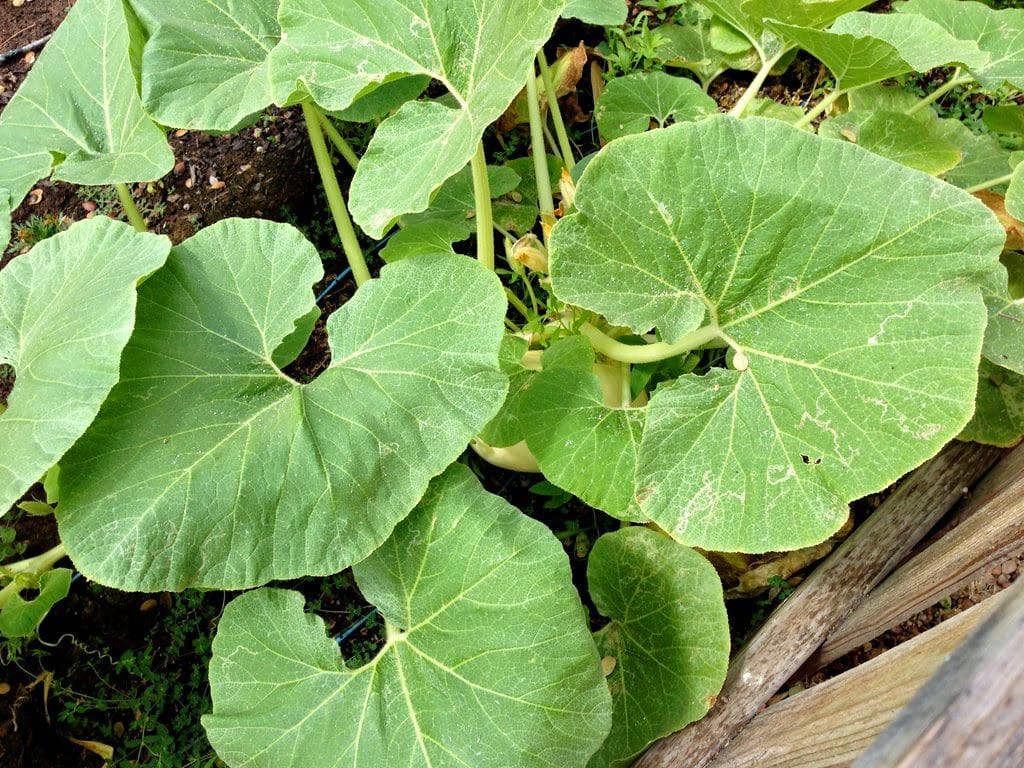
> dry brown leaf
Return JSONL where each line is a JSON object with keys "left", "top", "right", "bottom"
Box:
{"left": 68, "top": 737, "right": 115, "bottom": 760}
{"left": 27, "top": 188, "right": 43, "bottom": 205}
{"left": 601, "top": 655, "right": 617, "bottom": 677}
{"left": 498, "top": 44, "right": 588, "bottom": 131}
{"left": 974, "top": 190, "right": 1024, "bottom": 251}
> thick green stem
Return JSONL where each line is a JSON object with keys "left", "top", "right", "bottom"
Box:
{"left": 907, "top": 71, "right": 974, "bottom": 116}
{"left": 581, "top": 322, "right": 722, "bottom": 364}
{"left": 966, "top": 173, "right": 1016, "bottom": 194}
{"left": 795, "top": 88, "right": 847, "bottom": 129}
{"left": 470, "top": 142, "right": 495, "bottom": 270}
{"left": 115, "top": 183, "right": 146, "bottom": 232}
{"left": 0, "top": 543, "right": 67, "bottom": 610}
{"left": 302, "top": 101, "right": 371, "bottom": 287}
{"left": 316, "top": 111, "right": 360, "bottom": 171}
{"left": 729, "top": 48, "right": 790, "bottom": 118}
{"left": 537, "top": 51, "right": 576, "bottom": 171}
{"left": 2, "top": 543, "right": 66, "bottom": 577}
{"left": 525, "top": 62, "right": 556, "bottom": 235}
{"left": 505, "top": 288, "right": 532, "bottom": 319}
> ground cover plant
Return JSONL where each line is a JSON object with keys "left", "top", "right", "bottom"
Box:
{"left": 1, "top": 0, "right": 1022, "bottom": 765}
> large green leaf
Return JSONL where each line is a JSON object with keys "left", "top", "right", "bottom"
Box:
{"left": 203, "top": 465, "right": 613, "bottom": 768}
{"left": 128, "top": 0, "right": 281, "bottom": 132}
{"left": 0, "top": 0, "right": 173, "bottom": 210}
{"left": 0, "top": 568, "right": 72, "bottom": 638}
{"left": 657, "top": 13, "right": 759, "bottom": 89}
{"left": 1008, "top": 162, "right": 1024, "bottom": 222}
{"left": 595, "top": 71, "right": 717, "bottom": 142}
{"left": 771, "top": 12, "right": 986, "bottom": 89}
{"left": 56, "top": 219, "right": 507, "bottom": 591}
{"left": 896, "top": 0, "right": 1024, "bottom": 90}
{"left": 0, "top": 191, "right": 9, "bottom": 252}
{"left": 521, "top": 339, "right": 645, "bottom": 519}
{"left": 1, "top": 218, "right": 170, "bottom": 516}
{"left": 549, "top": 117, "right": 1002, "bottom": 552}
{"left": 983, "top": 258, "right": 1024, "bottom": 376}
{"left": 270, "top": 0, "right": 564, "bottom": 237}
{"left": 819, "top": 110, "right": 962, "bottom": 175}
{"left": 960, "top": 359, "right": 1024, "bottom": 447}
{"left": 743, "top": 0, "right": 874, "bottom": 30}
{"left": 587, "top": 527, "right": 728, "bottom": 768}
{"left": 564, "top": 0, "right": 627, "bottom": 24}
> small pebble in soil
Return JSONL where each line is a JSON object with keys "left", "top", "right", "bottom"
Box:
{"left": 0, "top": 683, "right": 10, "bottom": 695}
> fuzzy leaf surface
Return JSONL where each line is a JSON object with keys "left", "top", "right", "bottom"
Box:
{"left": 0, "top": 0, "right": 173, "bottom": 209}
{"left": 595, "top": 72, "right": 718, "bottom": 142}
{"left": 983, "top": 258, "right": 1024, "bottom": 375}
{"left": 0, "top": 219, "right": 169, "bottom": 517}
{"left": 270, "top": 0, "right": 563, "bottom": 237}
{"left": 819, "top": 110, "right": 962, "bottom": 175}
{"left": 57, "top": 219, "right": 507, "bottom": 590}
{"left": 564, "top": 0, "right": 627, "bottom": 24}
{"left": 128, "top": 0, "right": 281, "bottom": 132}
{"left": 961, "top": 360, "right": 1024, "bottom": 447}
{"left": 587, "top": 528, "right": 728, "bottom": 768}
{"left": 203, "top": 465, "right": 612, "bottom": 768}
{"left": 771, "top": 12, "right": 986, "bottom": 88}
{"left": 549, "top": 117, "right": 1002, "bottom": 552}
{"left": 522, "top": 339, "right": 645, "bottom": 519}
{"left": 897, "top": 0, "right": 1024, "bottom": 89}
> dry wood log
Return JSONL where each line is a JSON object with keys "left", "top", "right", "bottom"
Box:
{"left": 633, "top": 441, "right": 1004, "bottom": 768}
{"left": 854, "top": 579, "right": 1024, "bottom": 768}
{"left": 808, "top": 443, "right": 1024, "bottom": 670}
{"left": 705, "top": 590, "right": 1007, "bottom": 768}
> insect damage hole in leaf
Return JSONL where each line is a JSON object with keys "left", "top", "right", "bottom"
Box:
{"left": 549, "top": 115, "right": 1003, "bottom": 553}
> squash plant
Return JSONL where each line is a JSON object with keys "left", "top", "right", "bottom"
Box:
{"left": 0, "top": 0, "right": 1019, "bottom": 766}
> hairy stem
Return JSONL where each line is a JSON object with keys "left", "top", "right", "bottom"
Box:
{"left": 907, "top": 70, "right": 975, "bottom": 116}
{"left": 729, "top": 47, "right": 790, "bottom": 118}
{"left": 302, "top": 101, "right": 371, "bottom": 287}
{"left": 526, "top": 62, "right": 557, "bottom": 236}
{"left": 470, "top": 142, "right": 495, "bottom": 270}
{"left": 965, "top": 173, "right": 1016, "bottom": 194}
{"left": 316, "top": 111, "right": 360, "bottom": 171}
{"left": 537, "top": 51, "right": 576, "bottom": 171}
{"left": 581, "top": 322, "right": 722, "bottom": 364}
{"left": 115, "top": 183, "right": 146, "bottom": 232}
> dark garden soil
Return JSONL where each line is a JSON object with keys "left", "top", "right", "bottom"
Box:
{"left": 0, "top": 2, "right": 1021, "bottom": 767}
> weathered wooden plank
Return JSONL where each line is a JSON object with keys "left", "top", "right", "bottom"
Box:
{"left": 633, "top": 442, "right": 1004, "bottom": 768}
{"left": 810, "top": 443, "right": 1024, "bottom": 670}
{"left": 705, "top": 591, "right": 1006, "bottom": 768}
{"left": 854, "top": 579, "right": 1024, "bottom": 768}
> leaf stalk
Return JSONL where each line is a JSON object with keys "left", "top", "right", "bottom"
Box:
{"left": 301, "top": 101, "right": 371, "bottom": 287}
{"left": 115, "top": 183, "right": 147, "bottom": 232}
{"left": 537, "top": 51, "right": 576, "bottom": 171}
{"left": 470, "top": 142, "right": 495, "bottom": 270}
{"left": 580, "top": 322, "right": 722, "bottom": 364}
{"left": 729, "top": 47, "right": 791, "bottom": 118}
{"left": 525, "top": 62, "right": 557, "bottom": 237}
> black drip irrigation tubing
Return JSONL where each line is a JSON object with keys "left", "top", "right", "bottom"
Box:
{"left": 315, "top": 230, "right": 394, "bottom": 305}
{"left": 0, "top": 34, "right": 52, "bottom": 66}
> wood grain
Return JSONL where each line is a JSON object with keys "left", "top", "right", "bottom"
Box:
{"left": 809, "top": 443, "right": 1024, "bottom": 670}
{"left": 633, "top": 442, "right": 1004, "bottom": 768}
{"left": 705, "top": 591, "right": 1006, "bottom": 767}
{"left": 854, "top": 580, "right": 1024, "bottom": 768}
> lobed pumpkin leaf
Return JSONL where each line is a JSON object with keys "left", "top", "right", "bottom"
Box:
{"left": 896, "top": 0, "right": 1024, "bottom": 90}
{"left": 128, "top": 0, "right": 282, "bottom": 133}
{"left": 56, "top": 219, "right": 508, "bottom": 591}
{"left": 549, "top": 117, "right": 1002, "bottom": 552}
{"left": 1008, "top": 162, "right": 1024, "bottom": 222}
{"left": 770, "top": 12, "right": 986, "bottom": 89}
{"left": 0, "top": 0, "right": 173, "bottom": 210}
{"left": 0, "top": 218, "right": 170, "bottom": 517}
{"left": 587, "top": 527, "right": 729, "bottom": 768}
{"left": 595, "top": 71, "right": 718, "bottom": 142}
{"left": 203, "top": 465, "right": 613, "bottom": 768}
{"left": 270, "top": 0, "right": 565, "bottom": 237}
